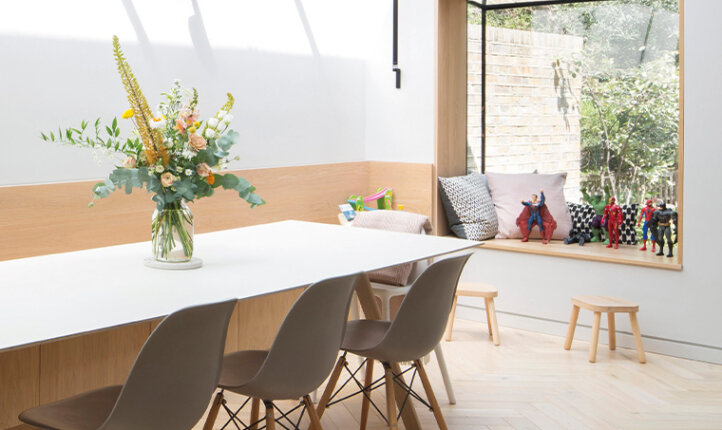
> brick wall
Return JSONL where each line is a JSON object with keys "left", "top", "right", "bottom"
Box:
{"left": 468, "top": 25, "right": 584, "bottom": 202}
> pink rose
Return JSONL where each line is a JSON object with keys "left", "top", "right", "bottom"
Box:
{"left": 122, "top": 156, "right": 137, "bottom": 168}
{"left": 160, "top": 172, "right": 176, "bottom": 187}
{"left": 196, "top": 163, "right": 211, "bottom": 178}
{"left": 189, "top": 133, "right": 207, "bottom": 151}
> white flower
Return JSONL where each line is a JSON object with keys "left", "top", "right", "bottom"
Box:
{"left": 204, "top": 128, "right": 216, "bottom": 139}
{"left": 222, "top": 114, "right": 233, "bottom": 125}
{"left": 149, "top": 114, "right": 166, "bottom": 129}
{"left": 216, "top": 110, "right": 227, "bottom": 119}
{"left": 155, "top": 165, "right": 164, "bottom": 173}
{"left": 185, "top": 169, "right": 193, "bottom": 176}
{"left": 207, "top": 118, "right": 219, "bottom": 129}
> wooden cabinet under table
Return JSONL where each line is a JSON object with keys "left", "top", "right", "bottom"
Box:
{"left": 0, "top": 220, "right": 478, "bottom": 429}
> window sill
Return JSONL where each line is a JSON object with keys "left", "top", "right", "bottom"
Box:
{"left": 478, "top": 239, "right": 682, "bottom": 271}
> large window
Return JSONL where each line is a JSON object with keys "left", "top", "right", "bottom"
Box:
{"left": 467, "top": 0, "right": 680, "bottom": 206}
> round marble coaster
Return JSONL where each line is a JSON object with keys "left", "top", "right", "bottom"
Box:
{"left": 143, "top": 257, "right": 203, "bottom": 270}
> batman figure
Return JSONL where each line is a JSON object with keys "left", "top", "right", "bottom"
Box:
{"left": 649, "top": 201, "right": 678, "bottom": 258}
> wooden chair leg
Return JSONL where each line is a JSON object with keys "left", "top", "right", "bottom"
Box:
{"left": 202, "top": 391, "right": 224, "bottom": 430}
{"left": 383, "top": 364, "right": 399, "bottom": 430}
{"left": 589, "top": 312, "right": 602, "bottom": 363}
{"left": 249, "top": 397, "right": 260, "bottom": 430}
{"left": 304, "top": 395, "right": 323, "bottom": 430}
{"left": 629, "top": 312, "right": 647, "bottom": 363}
{"left": 415, "top": 359, "right": 449, "bottom": 430}
{"left": 564, "top": 305, "right": 580, "bottom": 350}
{"left": 445, "top": 294, "right": 458, "bottom": 341}
{"left": 485, "top": 297, "right": 500, "bottom": 346}
{"left": 316, "top": 354, "right": 346, "bottom": 418}
{"left": 607, "top": 313, "right": 616, "bottom": 350}
{"left": 360, "top": 359, "right": 374, "bottom": 430}
{"left": 264, "top": 401, "right": 276, "bottom": 430}
{"left": 485, "top": 300, "right": 493, "bottom": 337}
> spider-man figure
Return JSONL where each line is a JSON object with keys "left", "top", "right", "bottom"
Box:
{"left": 637, "top": 199, "right": 656, "bottom": 252}
{"left": 602, "top": 196, "right": 624, "bottom": 249}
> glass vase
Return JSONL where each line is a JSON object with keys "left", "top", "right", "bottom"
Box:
{"left": 151, "top": 201, "right": 194, "bottom": 262}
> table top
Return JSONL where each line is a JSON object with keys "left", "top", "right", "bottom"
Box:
{"left": 0, "top": 220, "right": 479, "bottom": 351}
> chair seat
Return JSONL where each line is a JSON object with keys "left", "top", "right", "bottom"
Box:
{"left": 218, "top": 350, "right": 269, "bottom": 389}
{"left": 341, "top": 320, "right": 392, "bottom": 353}
{"left": 572, "top": 296, "right": 639, "bottom": 313}
{"left": 370, "top": 282, "right": 411, "bottom": 296}
{"left": 19, "top": 385, "right": 122, "bottom": 430}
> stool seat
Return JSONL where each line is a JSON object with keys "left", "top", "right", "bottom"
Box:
{"left": 457, "top": 282, "right": 498, "bottom": 298}
{"left": 572, "top": 296, "right": 638, "bottom": 313}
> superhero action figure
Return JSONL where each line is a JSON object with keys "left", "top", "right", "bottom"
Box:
{"left": 602, "top": 196, "right": 624, "bottom": 249}
{"left": 637, "top": 199, "right": 657, "bottom": 252}
{"left": 564, "top": 228, "right": 591, "bottom": 246}
{"left": 520, "top": 189, "right": 545, "bottom": 242}
{"left": 581, "top": 186, "right": 610, "bottom": 242}
{"left": 650, "top": 201, "right": 678, "bottom": 258}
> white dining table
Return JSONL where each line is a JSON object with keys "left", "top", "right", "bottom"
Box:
{"left": 0, "top": 220, "right": 479, "bottom": 429}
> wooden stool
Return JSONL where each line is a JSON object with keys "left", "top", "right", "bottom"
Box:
{"left": 446, "top": 282, "right": 499, "bottom": 346}
{"left": 564, "top": 296, "right": 646, "bottom": 363}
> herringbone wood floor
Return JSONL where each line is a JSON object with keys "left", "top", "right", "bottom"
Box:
{"left": 194, "top": 319, "right": 722, "bottom": 430}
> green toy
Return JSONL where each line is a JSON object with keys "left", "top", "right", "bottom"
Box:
{"left": 581, "top": 185, "right": 611, "bottom": 243}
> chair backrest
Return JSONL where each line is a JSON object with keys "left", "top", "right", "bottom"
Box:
{"left": 240, "top": 272, "right": 361, "bottom": 400}
{"left": 99, "top": 299, "right": 237, "bottom": 430}
{"left": 372, "top": 253, "right": 471, "bottom": 363}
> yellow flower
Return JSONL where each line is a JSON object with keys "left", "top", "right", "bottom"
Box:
{"left": 121, "top": 109, "right": 134, "bottom": 119}
{"left": 188, "top": 126, "right": 197, "bottom": 134}
{"left": 193, "top": 121, "right": 201, "bottom": 128}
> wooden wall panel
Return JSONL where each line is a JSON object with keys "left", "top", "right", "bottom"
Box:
{"left": 0, "top": 347, "right": 39, "bottom": 429}
{"left": 434, "top": 0, "right": 468, "bottom": 235}
{"left": 38, "top": 322, "right": 150, "bottom": 403}
{"left": 0, "top": 161, "right": 434, "bottom": 262}
{"left": 235, "top": 287, "right": 306, "bottom": 351}
{"left": 368, "top": 162, "right": 434, "bottom": 220}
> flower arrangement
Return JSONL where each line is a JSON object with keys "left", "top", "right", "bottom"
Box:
{"left": 41, "top": 36, "right": 264, "bottom": 262}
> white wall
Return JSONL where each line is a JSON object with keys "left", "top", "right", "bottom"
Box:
{"left": 454, "top": 2, "right": 722, "bottom": 364}
{"left": 363, "top": 0, "right": 436, "bottom": 163}
{"left": 0, "top": 0, "right": 372, "bottom": 185}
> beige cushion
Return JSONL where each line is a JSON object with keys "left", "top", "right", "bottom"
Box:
{"left": 352, "top": 211, "right": 431, "bottom": 285}
{"left": 486, "top": 172, "right": 573, "bottom": 240}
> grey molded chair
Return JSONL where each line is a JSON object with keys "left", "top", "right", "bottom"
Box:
{"left": 202, "top": 272, "right": 361, "bottom": 430}
{"left": 19, "top": 299, "right": 238, "bottom": 430}
{"left": 317, "top": 254, "right": 471, "bottom": 430}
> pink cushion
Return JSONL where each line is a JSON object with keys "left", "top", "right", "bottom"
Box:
{"left": 485, "top": 172, "right": 572, "bottom": 240}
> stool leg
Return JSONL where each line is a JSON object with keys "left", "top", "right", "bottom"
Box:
{"left": 629, "top": 313, "right": 647, "bottom": 364}
{"left": 607, "top": 313, "right": 616, "bottom": 350}
{"left": 589, "top": 312, "right": 602, "bottom": 363}
{"left": 485, "top": 297, "right": 500, "bottom": 346}
{"left": 434, "top": 344, "right": 456, "bottom": 404}
{"left": 445, "top": 294, "right": 458, "bottom": 342}
{"left": 564, "top": 305, "right": 580, "bottom": 350}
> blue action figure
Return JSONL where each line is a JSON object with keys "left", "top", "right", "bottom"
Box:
{"left": 521, "top": 189, "right": 545, "bottom": 238}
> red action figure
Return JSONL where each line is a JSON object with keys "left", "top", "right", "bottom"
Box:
{"left": 637, "top": 199, "right": 657, "bottom": 252}
{"left": 602, "top": 196, "right": 624, "bottom": 249}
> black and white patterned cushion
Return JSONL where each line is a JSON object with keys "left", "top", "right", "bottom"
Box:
{"left": 438, "top": 173, "right": 498, "bottom": 240}
{"left": 567, "top": 202, "right": 638, "bottom": 245}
